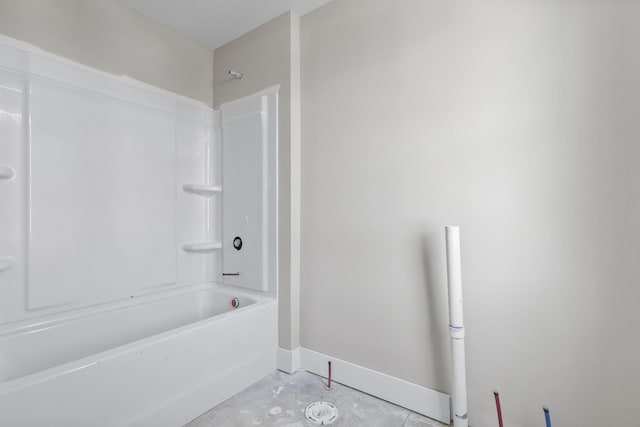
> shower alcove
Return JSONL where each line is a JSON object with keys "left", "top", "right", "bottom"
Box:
{"left": 0, "top": 36, "right": 278, "bottom": 426}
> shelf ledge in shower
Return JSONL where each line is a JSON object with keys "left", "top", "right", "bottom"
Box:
{"left": 182, "top": 242, "right": 222, "bottom": 253}
{"left": 182, "top": 184, "right": 222, "bottom": 197}
{"left": 0, "top": 166, "right": 16, "bottom": 180}
{"left": 0, "top": 257, "right": 13, "bottom": 272}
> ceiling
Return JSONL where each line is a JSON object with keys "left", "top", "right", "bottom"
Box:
{"left": 119, "top": 0, "right": 333, "bottom": 49}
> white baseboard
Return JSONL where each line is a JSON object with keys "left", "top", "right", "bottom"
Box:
{"left": 276, "top": 347, "right": 301, "bottom": 374}
{"left": 300, "top": 348, "right": 451, "bottom": 424}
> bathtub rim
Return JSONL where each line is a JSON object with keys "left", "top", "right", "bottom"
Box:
{"left": 0, "top": 281, "right": 272, "bottom": 337}
{"left": 0, "top": 282, "right": 276, "bottom": 395}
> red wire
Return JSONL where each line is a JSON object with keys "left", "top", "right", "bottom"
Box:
{"left": 494, "top": 391, "right": 504, "bottom": 427}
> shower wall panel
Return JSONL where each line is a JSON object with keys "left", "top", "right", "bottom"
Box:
{"left": 0, "top": 64, "right": 25, "bottom": 325}
{"left": 220, "top": 92, "right": 277, "bottom": 293}
{"left": 0, "top": 37, "right": 217, "bottom": 324}
{"left": 28, "top": 75, "right": 176, "bottom": 309}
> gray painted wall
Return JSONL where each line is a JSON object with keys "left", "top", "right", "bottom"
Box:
{"left": 214, "top": 12, "right": 301, "bottom": 350}
{"left": 301, "top": 1, "right": 640, "bottom": 426}
{"left": 0, "top": 0, "right": 213, "bottom": 104}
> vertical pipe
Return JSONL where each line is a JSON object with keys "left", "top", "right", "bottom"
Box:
{"left": 494, "top": 391, "right": 504, "bottom": 427}
{"left": 446, "top": 226, "right": 468, "bottom": 427}
{"left": 327, "top": 361, "right": 332, "bottom": 389}
{"left": 544, "top": 406, "right": 552, "bottom": 427}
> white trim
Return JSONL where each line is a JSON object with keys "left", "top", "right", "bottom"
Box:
{"left": 276, "top": 347, "right": 301, "bottom": 374}
{"left": 300, "top": 348, "right": 451, "bottom": 424}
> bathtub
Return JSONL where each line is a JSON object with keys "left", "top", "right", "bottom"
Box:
{"left": 0, "top": 283, "right": 277, "bottom": 426}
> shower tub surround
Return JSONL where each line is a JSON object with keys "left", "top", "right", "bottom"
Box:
{"left": 0, "top": 36, "right": 277, "bottom": 426}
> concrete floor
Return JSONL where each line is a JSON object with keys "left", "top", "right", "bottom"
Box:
{"left": 185, "top": 371, "right": 449, "bottom": 427}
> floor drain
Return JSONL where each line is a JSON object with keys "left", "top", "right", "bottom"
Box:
{"left": 305, "top": 401, "right": 338, "bottom": 425}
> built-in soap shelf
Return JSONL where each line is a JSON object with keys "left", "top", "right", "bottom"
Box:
{"left": 0, "top": 257, "right": 13, "bottom": 272}
{"left": 182, "top": 242, "right": 222, "bottom": 253}
{"left": 182, "top": 184, "right": 222, "bottom": 253}
{"left": 182, "top": 184, "right": 222, "bottom": 197}
{"left": 0, "top": 166, "right": 16, "bottom": 180}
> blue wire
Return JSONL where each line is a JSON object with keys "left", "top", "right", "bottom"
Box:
{"left": 544, "top": 407, "right": 552, "bottom": 427}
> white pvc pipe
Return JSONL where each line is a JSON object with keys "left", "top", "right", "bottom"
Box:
{"left": 445, "top": 226, "right": 469, "bottom": 427}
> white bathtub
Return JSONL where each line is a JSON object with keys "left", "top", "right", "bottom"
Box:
{"left": 0, "top": 283, "right": 277, "bottom": 426}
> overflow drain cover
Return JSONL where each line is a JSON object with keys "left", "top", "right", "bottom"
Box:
{"left": 305, "top": 401, "right": 338, "bottom": 425}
